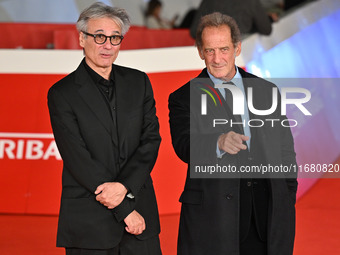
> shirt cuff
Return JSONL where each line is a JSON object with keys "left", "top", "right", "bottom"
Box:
{"left": 216, "top": 140, "right": 226, "bottom": 158}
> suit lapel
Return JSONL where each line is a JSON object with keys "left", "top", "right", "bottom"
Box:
{"left": 239, "top": 67, "right": 253, "bottom": 119}
{"left": 75, "top": 62, "right": 116, "bottom": 140}
{"left": 239, "top": 67, "right": 263, "bottom": 151}
{"left": 112, "top": 65, "right": 128, "bottom": 146}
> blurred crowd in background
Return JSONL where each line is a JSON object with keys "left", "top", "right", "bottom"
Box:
{"left": 145, "top": 0, "right": 312, "bottom": 37}
{"left": 0, "top": 0, "right": 314, "bottom": 38}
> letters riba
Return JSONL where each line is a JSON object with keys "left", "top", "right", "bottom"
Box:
{"left": 0, "top": 139, "right": 61, "bottom": 160}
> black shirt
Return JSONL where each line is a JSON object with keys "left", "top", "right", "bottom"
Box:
{"left": 83, "top": 59, "right": 115, "bottom": 102}
{"left": 82, "top": 59, "right": 118, "bottom": 127}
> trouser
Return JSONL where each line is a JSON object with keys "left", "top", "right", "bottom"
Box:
{"left": 240, "top": 213, "right": 267, "bottom": 255}
{"left": 239, "top": 178, "right": 269, "bottom": 255}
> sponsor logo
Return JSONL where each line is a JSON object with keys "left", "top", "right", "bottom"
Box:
{"left": 0, "top": 133, "right": 61, "bottom": 160}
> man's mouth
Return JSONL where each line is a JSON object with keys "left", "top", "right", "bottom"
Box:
{"left": 212, "top": 65, "right": 225, "bottom": 69}
{"left": 100, "top": 53, "right": 112, "bottom": 57}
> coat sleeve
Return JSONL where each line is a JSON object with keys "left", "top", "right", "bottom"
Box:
{"left": 115, "top": 73, "right": 161, "bottom": 197}
{"left": 168, "top": 90, "right": 191, "bottom": 163}
{"left": 280, "top": 117, "right": 298, "bottom": 201}
{"left": 276, "top": 87, "right": 298, "bottom": 201}
{"left": 48, "top": 87, "right": 113, "bottom": 193}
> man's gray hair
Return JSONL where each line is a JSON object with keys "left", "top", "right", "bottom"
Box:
{"left": 196, "top": 12, "right": 241, "bottom": 49}
{"left": 76, "top": 2, "right": 130, "bottom": 35}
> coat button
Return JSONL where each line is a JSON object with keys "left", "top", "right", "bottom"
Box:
{"left": 247, "top": 181, "right": 252, "bottom": 187}
{"left": 248, "top": 157, "right": 253, "bottom": 161}
{"left": 226, "top": 194, "right": 233, "bottom": 200}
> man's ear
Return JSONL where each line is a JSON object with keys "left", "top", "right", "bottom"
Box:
{"left": 197, "top": 47, "right": 204, "bottom": 60}
{"left": 79, "top": 32, "right": 85, "bottom": 48}
{"left": 235, "top": 42, "right": 241, "bottom": 57}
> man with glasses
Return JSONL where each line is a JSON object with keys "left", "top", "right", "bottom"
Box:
{"left": 48, "top": 3, "right": 162, "bottom": 254}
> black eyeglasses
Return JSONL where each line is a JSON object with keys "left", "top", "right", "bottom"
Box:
{"left": 82, "top": 31, "right": 124, "bottom": 46}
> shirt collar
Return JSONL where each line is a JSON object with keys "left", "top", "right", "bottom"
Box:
{"left": 82, "top": 58, "right": 114, "bottom": 86}
{"left": 207, "top": 66, "right": 241, "bottom": 85}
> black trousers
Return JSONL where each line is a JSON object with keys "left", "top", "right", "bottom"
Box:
{"left": 240, "top": 213, "right": 267, "bottom": 255}
{"left": 239, "top": 178, "right": 269, "bottom": 255}
{"left": 65, "top": 232, "right": 162, "bottom": 255}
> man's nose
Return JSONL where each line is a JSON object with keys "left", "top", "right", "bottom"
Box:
{"left": 212, "top": 50, "right": 222, "bottom": 63}
{"left": 103, "top": 39, "right": 113, "bottom": 49}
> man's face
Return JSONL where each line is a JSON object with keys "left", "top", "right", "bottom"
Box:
{"left": 79, "top": 17, "right": 121, "bottom": 73}
{"left": 198, "top": 25, "right": 241, "bottom": 81}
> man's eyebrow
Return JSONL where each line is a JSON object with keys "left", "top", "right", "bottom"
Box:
{"left": 94, "top": 29, "right": 121, "bottom": 34}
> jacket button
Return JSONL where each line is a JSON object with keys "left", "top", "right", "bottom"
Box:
{"left": 247, "top": 181, "right": 252, "bottom": 187}
{"left": 226, "top": 194, "right": 233, "bottom": 200}
{"left": 248, "top": 157, "right": 253, "bottom": 161}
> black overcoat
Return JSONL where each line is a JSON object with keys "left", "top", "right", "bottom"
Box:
{"left": 169, "top": 68, "right": 297, "bottom": 255}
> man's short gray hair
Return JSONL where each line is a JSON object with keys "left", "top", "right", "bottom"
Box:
{"left": 196, "top": 12, "right": 241, "bottom": 50}
{"left": 76, "top": 2, "right": 130, "bottom": 36}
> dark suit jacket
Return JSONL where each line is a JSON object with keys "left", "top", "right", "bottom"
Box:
{"left": 48, "top": 59, "right": 161, "bottom": 249}
{"left": 168, "top": 68, "right": 298, "bottom": 255}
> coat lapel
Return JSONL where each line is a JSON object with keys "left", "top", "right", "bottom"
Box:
{"left": 75, "top": 62, "right": 116, "bottom": 141}
{"left": 239, "top": 67, "right": 266, "bottom": 153}
{"left": 112, "top": 65, "right": 129, "bottom": 147}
